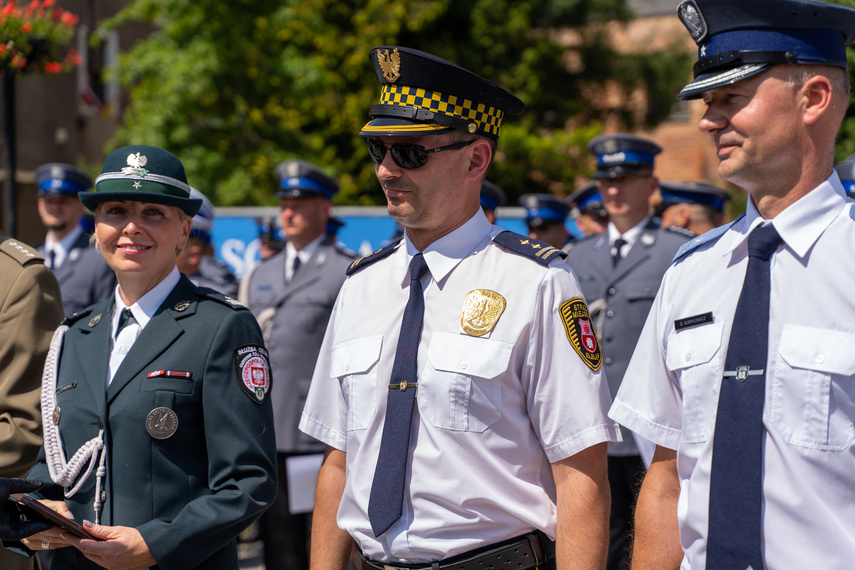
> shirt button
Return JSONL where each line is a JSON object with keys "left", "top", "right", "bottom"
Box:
{"left": 608, "top": 287, "right": 616, "bottom": 295}
{"left": 344, "top": 363, "right": 351, "bottom": 372}
{"left": 685, "top": 353, "right": 692, "bottom": 362}
{"left": 605, "top": 357, "right": 613, "bottom": 365}
{"left": 816, "top": 354, "right": 825, "bottom": 364}
{"left": 120, "top": 346, "right": 129, "bottom": 355}
{"left": 606, "top": 310, "right": 614, "bottom": 318}
{"left": 460, "top": 361, "right": 468, "bottom": 370}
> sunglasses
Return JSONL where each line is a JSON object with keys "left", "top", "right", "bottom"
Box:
{"left": 365, "top": 138, "right": 475, "bottom": 169}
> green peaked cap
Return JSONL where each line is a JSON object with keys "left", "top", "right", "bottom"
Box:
{"left": 79, "top": 145, "right": 203, "bottom": 216}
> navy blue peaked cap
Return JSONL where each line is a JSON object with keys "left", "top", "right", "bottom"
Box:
{"left": 361, "top": 46, "right": 525, "bottom": 140}
{"left": 677, "top": 0, "right": 855, "bottom": 100}
{"left": 480, "top": 180, "right": 506, "bottom": 211}
{"left": 658, "top": 181, "right": 731, "bottom": 212}
{"left": 588, "top": 133, "right": 661, "bottom": 179}
{"left": 35, "top": 163, "right": 93, "bottom": 197}
{"left": 520, "top": 193, "right": 570, "bottom": 227}
{"left": 275, "top": 160, "right": 339, "bottom": 199}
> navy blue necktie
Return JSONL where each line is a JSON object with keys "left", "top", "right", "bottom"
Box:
{"left": 368, "top": 253, "right": 429, "bottom": 537}
{"left": 612, "top": 238, "right": 627, "bottom": 267}
{"left": 707, "top": 223, "right": 782, "bottom": 569}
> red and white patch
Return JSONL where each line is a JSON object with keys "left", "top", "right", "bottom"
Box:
{"left": 234, "top": 344, "right": 271, "bottom": 403}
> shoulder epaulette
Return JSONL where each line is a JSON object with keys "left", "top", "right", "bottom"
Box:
{"left": 0, "top": 237, "right": 44, "bottom": 266}
{"left": 672, "top": 214, "right": 744, "bottom": 263}
{"left": 664, "top": 225, "right": 697, "bottom": 238}
{"left": 346, "top": 240, "right": 401, "bottom": 275}
{"left": 493, "top": 231, "right": 567, "bottom": 266}
{"left": 62, "top": 306, "right": 95, "bottom": 327}
{"left": 198, "top": 289, "right": 248, "bottom": 310}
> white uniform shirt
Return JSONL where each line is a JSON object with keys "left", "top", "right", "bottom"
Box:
{"left": 300, "top": 209, "right": 619, "bottom": 563}
{"left": 108, "top": 267, "right": 180, "bottom": 386}
{"left": 609, "top": 174, "right": 855, "bottom": 569}
{"left": 607, "top": 215, "right": 651, "bottom": 260}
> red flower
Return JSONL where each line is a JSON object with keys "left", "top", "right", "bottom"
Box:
{"left": 1, "top": 4, "right": 14, "bottom": 16}
{"left": 42, "top": 0, "right": 54, "bottom": 7}
{"left": 59, "top": 10, "right": 76, "bottom": 25}
{"left": 21, "top": 21, "right": 31, "bottom": 32}
{"left": 44, "top": 61, "right": 61, "bottom": 73}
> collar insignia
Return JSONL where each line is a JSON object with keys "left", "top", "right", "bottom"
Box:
{"left": 88, "top": 314, "right": 101, "bottom": 327}
{"left": 174, "top": 300, "right": 191, "bottom": 312}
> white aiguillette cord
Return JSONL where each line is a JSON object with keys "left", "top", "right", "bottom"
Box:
{"left": 41, "top": 325, "right": 107, "bottom": 524}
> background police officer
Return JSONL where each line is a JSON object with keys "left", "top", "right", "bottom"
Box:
{"left": 567, "top": 181, "right": 609, "bottom": 237}
{"left": 564, "top": 133, "right": 692, "bottom": 570}
{"left": 244, "top": 159, "right": 354, "bottom": 569}
{"left": 520, "top": 193, "right": 572, "bottom": 249}
{"left": 655, "top": 181, "right": 731, "bottom": 235}
{"left": 35, "top": 163, "right": 115, "bottom": 317}
{"left": 176, "top": 188, "right": 239, "bottom": 297}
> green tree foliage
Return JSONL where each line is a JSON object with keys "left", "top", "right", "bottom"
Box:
{"left": 99, "top": 0, "right": 690, "bottom": 206}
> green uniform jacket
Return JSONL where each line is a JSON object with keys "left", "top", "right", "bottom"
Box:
{"left": 26, "top": 276, "right": 277, "bottom": 570}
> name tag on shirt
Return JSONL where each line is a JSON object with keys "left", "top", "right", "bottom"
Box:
{"left": 674, "top": 312, "right": 714, "bottom": 331}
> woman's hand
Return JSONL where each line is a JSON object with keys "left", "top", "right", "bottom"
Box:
{"left": 62, "top": 521, "right": 156, "bottom": 570}
{"left": 20, "top": 499, "right": 74, "bottom": 551}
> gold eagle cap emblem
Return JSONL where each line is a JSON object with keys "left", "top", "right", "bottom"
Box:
{"left": 461, "top": 289, "right": 506, "bottom": 337}
{"left": 378, "top": 48, "right": 402, "bottom": 83}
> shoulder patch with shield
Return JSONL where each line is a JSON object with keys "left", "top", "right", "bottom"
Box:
{"left": 559, "top": 297, "right": 603, "bottom": 371}
{"left": 234, "top": 344, "right": 271, "bottom": 403}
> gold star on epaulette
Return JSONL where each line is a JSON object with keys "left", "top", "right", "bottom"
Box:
{"left": 520, "top": 239, "right": 530, "bottom": 245}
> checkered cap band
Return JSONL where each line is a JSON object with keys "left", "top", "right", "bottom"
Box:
{"left": 380, "top": 84, "right": 504, "bottom": 137}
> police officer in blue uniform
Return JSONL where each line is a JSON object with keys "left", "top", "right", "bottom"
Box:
{"left": 244, "top": 159, "right": 354, "bottom": 570}
{"left": 35, "top": 164, "right": 115, "bottom": 317}
{"left": 656, "top": 181, "right": 731, "bottom": 235}
{"left": 564, "top": 133, "right": 693, "bottom": 570}
{"left": 834, "top": 154, "right": 855, "bottom": 198}
{"left": 520, "top": 193, "right": 572, "bottom": 249}
{"left": 177, "top": 188, "right": 239, "bottom": 297}
{"left": 14, "top": 145, "right": 277, "bottom": 570}
{"left": 567, "top": 181, "right": 609, "bottom": 237}
{"left": 480, "top": 180, "right": 506, "bottom": 224}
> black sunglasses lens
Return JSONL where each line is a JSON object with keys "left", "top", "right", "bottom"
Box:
{"left": 366, "top": 139, "right": 387, "bottom": 164}
{"left": 391, "top": 144, "right": 428, "bottom": 169}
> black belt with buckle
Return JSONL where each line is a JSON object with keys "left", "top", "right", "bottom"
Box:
{"left": 359, "top": 532, "right": 555, "bottom": 570}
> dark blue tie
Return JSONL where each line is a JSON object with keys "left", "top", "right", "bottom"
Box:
{"left": 368, "top": 253, "right": 429, "bottom": 536}
{"left": 707, "top": 223, "right": 782, "bottom": 569}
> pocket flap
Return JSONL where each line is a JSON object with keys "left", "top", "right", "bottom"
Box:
{"left": 665, "top": 323, "right": 723, "bottom": 371}
{"left": 427, "top": 332, "right": 513, "bottom": 379}
{"left": 330, "top": 335, "right": 383, "bottom": 377}
{"left": 779, "top": 325, "right": 855, "bottom": 375}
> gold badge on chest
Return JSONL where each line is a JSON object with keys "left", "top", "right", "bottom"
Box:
{"left": 461, "top": 289, "right": 506, "bottom": 337}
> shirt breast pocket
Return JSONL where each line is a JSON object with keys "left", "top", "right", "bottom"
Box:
{"left": 419, "top": 332, "right": 512, "bottom": 432}
{"left": 331, "top": 335, "right": 382, "bottom": 431}
{"left": 665, "top": 323, "right": 724, "bottom": 444}
{"left": 772, "top": 325, "right": 855, "bottom": 451}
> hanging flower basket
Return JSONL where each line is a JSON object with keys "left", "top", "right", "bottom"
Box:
{"left": 0, "top": 0, "right": 81, "bottom": 75}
